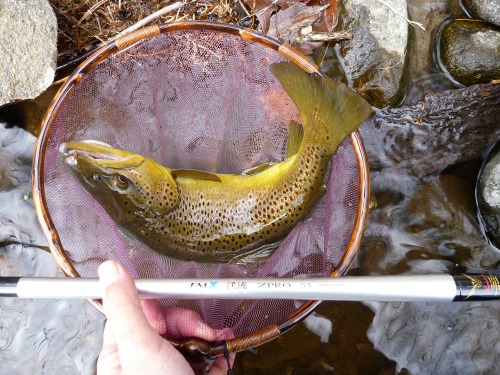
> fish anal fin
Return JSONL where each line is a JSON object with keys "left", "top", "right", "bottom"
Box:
{"left": 286, "top": 120, "right": 304, "bottom": 159}
{"left": 171, "top": 169, "right": 222, "bottom": 183}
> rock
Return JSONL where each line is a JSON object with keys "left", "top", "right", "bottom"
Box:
{"left": 360, "top": 82, "right": 500, "bottom": 178}
{"left": 0, "top": 0, "right": 57, "bottom": 106}
{"left": 336, "top": 0, "right": 409, "bottom": 107}
{"left": 477, "top": 143, "right": 500, "bottom": 249}
{"left": 462, "top": 0, "right": 500, "bottom": 27}
{"left": 439, "top": 20, "right": 500, "bottom": 86}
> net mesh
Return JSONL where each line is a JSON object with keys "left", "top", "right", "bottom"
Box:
{"left": 40, "top": 27, "right": 362, "bottom": 342}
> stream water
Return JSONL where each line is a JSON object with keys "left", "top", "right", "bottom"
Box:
{"left": 1, "top": 1, "right": 499, "bottom": 374}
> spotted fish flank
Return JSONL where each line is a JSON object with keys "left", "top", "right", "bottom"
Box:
{"left": 60, "top": 62, "right": 373, "bottom": 263}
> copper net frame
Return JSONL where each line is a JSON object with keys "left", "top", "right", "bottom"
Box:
{"left": 32, "top": 21, "right": 370, "bottom": 368}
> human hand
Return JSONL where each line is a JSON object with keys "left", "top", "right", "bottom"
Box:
{"left": 97, "top": 260, "right": 234, "bottom": 375}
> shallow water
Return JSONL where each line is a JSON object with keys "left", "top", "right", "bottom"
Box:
{"left": 1, "top": 1, "right": 499, "bottom": 374}
{"left": 0, "top": 123, "right": 105, "bottom": 374}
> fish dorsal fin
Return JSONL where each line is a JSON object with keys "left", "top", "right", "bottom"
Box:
{"left": 240, "top": 162, "right": 277, "bottom": 176}
{"left": 171, "top": 169, "right": 222, "bottom": 182}
{"left": 286, "top": 120, "right": 304, "bottom": 159}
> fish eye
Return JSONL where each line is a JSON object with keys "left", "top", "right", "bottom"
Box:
{"left": 93, "top": 174, "right": 102, "bottom": 181}
{"left": 115, "top": 174, "right": 129, "bottom": 190}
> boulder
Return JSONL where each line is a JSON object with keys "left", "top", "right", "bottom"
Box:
{"left": 439, "top": 20, "right": 500, "bottom": 86}
{"left": 336, "top": 0, "right": 409, "bottom": 107}
{"left": 0, "top": 0, "right": 57, "bottom": 106}
{"left": 462, "top": 0, "right": 500, "bottom": 27}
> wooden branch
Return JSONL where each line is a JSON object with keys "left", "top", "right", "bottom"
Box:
{"left": 360, "top": 83, "right": 500, "bottom": 177}
{"left": 294, "top": 30, "right": 351, "bottom": 43}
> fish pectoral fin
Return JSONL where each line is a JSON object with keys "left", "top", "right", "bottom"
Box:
{"left": 240, "top": 162, "right": 277, "bottom": 176}
{"left": 171, "top": 169, "right": 222, "bottom": 182}
{"left": 286, "top": 120, "right": 304, "bottom": 159}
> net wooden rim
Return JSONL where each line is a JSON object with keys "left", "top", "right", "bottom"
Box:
{"left": 32, "top": 21, "right": 370, "bottom": 358}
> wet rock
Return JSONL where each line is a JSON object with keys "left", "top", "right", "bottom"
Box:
{"left": 0, "top": 0, "right": 57, "bottom": 106}
{"left": 462, "top": 0, "right": 500, "bottom": 27}
{"left": 477, "top": 143, "right": 500, "bottom": 249}
{"left": 336, "top": 0, "right": 408, "bottom": 107}
{"left": 360, "top": 82, "right": 500, "bottom": 178}
{"left": 439, "top": 20, "right": 500, "bottom": 86}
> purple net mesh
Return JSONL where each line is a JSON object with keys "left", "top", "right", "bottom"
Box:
{"left": 38, "top": 26, "right": 363, "bottom": 343}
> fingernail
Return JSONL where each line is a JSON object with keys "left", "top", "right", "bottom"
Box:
{"left": 98, "top": 261, "right": 120, "bottom": 288}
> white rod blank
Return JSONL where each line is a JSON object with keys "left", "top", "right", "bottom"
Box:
{"left": 2, "top": 274, "right": 463, "bottom": 302}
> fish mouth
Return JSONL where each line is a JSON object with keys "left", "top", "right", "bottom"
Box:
{"left": 60, "top": 140, "right": 144, "bottom": 172}
{"left": 59, "top": 140, "right": 130, "bottom": 166}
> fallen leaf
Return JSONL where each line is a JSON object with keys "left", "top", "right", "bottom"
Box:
{"left": 267, "top": 2, "right": 328, "bottom": 41}
{"left": 308, "top": 0, "right": 339, "bottom": 31}
{"left": 244, "top": 0, "right": 284, "bottom": 34}
{"left": 244, "top": 0, "right": 342, "bottom": 55}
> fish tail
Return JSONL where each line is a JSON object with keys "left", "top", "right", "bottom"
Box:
{"left": 270, "top": 61, "right": 373, "bottom": 154}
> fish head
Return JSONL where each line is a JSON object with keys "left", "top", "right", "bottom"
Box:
{"left": 60, "top": 141, "right": 180, "bottom": 217}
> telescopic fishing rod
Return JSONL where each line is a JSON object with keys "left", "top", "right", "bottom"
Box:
{"left": 1, "top": 273, "right": 499, "bottom": 302}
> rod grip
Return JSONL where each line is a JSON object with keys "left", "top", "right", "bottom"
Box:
{"left": 453, "top": 274, "right": 500, "bottom": 301}
{"left": 0, "top": 277, "right": 20, "bottom": 297}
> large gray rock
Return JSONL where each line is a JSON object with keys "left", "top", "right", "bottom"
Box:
{"left": 463, "top": 0, "right": 500, "bottom": 27}
{"left": 0, "top": 0, "right": 57, "bottom": 106}
{"left": 337, "top": 0, "right": 409, "bottom": 107}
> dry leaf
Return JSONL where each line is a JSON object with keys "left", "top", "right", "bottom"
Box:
{"left": 244, "top": 0, "right": 284, "bottom": 34}
{"left": 244, "top": 0, "right": 342, "bottom": 55}
{"left": 268, "top": 3, "right": 328, "bottom": 41}
{"left": 308, "top": 0, "right": 339, "bottom": 31}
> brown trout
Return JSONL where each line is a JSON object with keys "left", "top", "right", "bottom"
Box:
{"left": 60, "top": 61, "right": 372, "bottom": 263}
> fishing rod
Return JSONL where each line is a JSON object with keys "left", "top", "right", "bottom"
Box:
{"left": 1, "top": 273, "right": 499, "bottom": 302}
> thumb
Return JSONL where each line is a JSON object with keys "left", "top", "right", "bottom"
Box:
{"left": 99, "top": 261, "right": 193, "bottom": 374}
{"left": 99, "top": 261, "right": 160, "bottom": 348}
{"left": 98, "top": 261, "right": 183, "bottom": 371}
